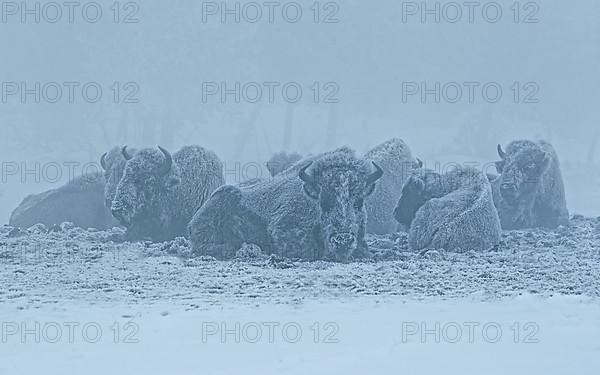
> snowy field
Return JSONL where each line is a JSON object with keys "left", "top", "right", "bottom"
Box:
{"left": 1, "top": 217, "right": 599, "bottom": 374}
{"left": 1, "top": 296, "right": 599, "bottom": 375}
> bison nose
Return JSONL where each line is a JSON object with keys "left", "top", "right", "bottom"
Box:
{"left": 111, "top": 204, "right": 131, "bottom": 226}
{"left": 329, "top": 232, "right": 356, "bottom": 247}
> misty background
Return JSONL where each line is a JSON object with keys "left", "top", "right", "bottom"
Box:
{"left": 1, "top": 0, "right": 599, "bottom": 222}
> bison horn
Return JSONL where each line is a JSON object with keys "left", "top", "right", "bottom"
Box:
{"left": 367, "top": 162, "right": 384, "bottom": 185}
{"left": 497, "top": 144, "right": 506, "bottom": 159}
{"left": 122, "top": 146, "right": 133, "bottom": 161}
{"left": 157, "top": 146, "right": 173, "bottom": 176}
{"left": 298, "top": 161, "right": 315, "bottom": 184}
{"left": 416, "top": 158, "right": 424, "bottom": 168}
{"left": 100, "top": 152, "right": 108, "bottom": 170}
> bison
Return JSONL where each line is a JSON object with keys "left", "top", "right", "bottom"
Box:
{"left": 110, "top": 145, "right": 224, "bottom": 242}
{"left": 188, "top": 147, "right": 384, "bottom": 262}
{"left": 492, "top": 140, "right": 569, "bottom": 229}
{"left": 9, "top": 171, "right": 119, "bottom": 230}
{"left": 266, "top": 151, "right": 303, "bottom": 177}
{"left": 364, "top": 138, "right": 419, "bottom": 234}
{"left": 394, "top": 165, "right": 501, "bottom": 252}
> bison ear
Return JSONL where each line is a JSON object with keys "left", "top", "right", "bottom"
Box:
{"left": 302, "top": 183, "right": 320, "bottom": 200}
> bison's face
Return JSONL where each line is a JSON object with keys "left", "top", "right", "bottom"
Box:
{"left": 100, "top": 148, "right": 129, "bottom": 211}
{"left": 394, "top": 175, "right": 430, "bottom": 226}
{"left": 496, "top": 144, "right": 550, "bottom": 203}
{"left": 110, "top": 147, "right": 180, "bottom": 227}
{"left": 299, "top": 161, "right": 383, "bottom": 261}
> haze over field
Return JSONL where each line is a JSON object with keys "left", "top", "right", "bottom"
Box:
{"left": 1, "top": 0, "right": 599, "bottom": 220}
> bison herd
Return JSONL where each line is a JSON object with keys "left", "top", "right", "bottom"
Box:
{"left": 9, "top": 138, "right": 570, "bottom": 262}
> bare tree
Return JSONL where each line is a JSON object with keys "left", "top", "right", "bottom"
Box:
{"left": 586, "top": 128, "right": 599, "bottom": 164}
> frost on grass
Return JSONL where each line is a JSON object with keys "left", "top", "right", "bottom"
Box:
{"left": 1, "top": 216, "right": 599, "bottom": 309}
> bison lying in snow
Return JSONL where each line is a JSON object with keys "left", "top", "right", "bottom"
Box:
{"left": 188, "top": 147, "right": 384, "bottom": 261}
{"left": 492, "top": 140, "right": 569, "bottom": 229}
{"left": 110, "top": 145, "right": 224, "bottom": 242}
{"left": 364, "top": 138, "right": 419, "bottom": 234}
{"left": 263, "top": 139, "right": 419, "bottom": 236}
{"left": 394, "top": 166, "right": 501, "bottom": 252}
{"left": 9, "top": 172, "right": 119, "bottom": 230}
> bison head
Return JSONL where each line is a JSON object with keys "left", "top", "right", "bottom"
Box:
{"left": 100, "top": 146, "right": 135, "bottom": 211}
{"left": 495, "top": 141, "right": 550, "bottom": 203}
{"left": 110, "top": 146, "right": 180, "bottom": 227}
{"left": 298, "top": 151, "right": 383, "bottom": 261}
{"left": 393, "top": 169, "right": 439, "bottom": 226}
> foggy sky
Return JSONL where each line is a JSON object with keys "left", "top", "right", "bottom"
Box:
{"left": 1, "top": 0, "right": 599, "bottom": 221}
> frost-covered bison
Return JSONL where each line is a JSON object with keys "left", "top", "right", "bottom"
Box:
{"left": 189, "top": 147, "right": 384, "bottom": 261}
{"left": 110, "top": 145, "right": 224, "bottom": 242}
{"left": 100, "top": 146, "right": 137, "bottom": 211}
{"left": 492, "top": 140, "right": 569, "bottom": 229}
{"left": 266, "top": 151, "right": 303, "bottom": 177}
{"left": 394, "top": 166, "right": 501, "bottom": 252}
{"left": 9, "top": 172, "right": 119, "bottom": 230}
{"left": 364, "top": 138, "right": 419, "bottom": 234}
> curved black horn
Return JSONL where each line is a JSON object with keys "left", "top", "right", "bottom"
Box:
{"left": 100, "top": 152, "right": 108, "bottom": 170}
{"left": 157, "top": 146, "right": 173, "bottom": 176}
{"left": 122, "top": 146, "right": 133, "bottom": 161}
{"left": 298, "top": 161, "right": 315, "bottom": 184}
{"left": 367, "top": 162, "right": 384, "bottom": 185}
{"left": 497, "top": 144, "right": 506, "bottom": 159}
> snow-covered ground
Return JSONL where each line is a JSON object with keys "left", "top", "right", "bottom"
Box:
{"left": 1, "top": 296, "right": 599, "bottom": 374}
{"left": 1, "top": 218, "right": 599, "bottom": 374}
{"left": 0, "top": 295, "right": 600, "bottom": 375}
